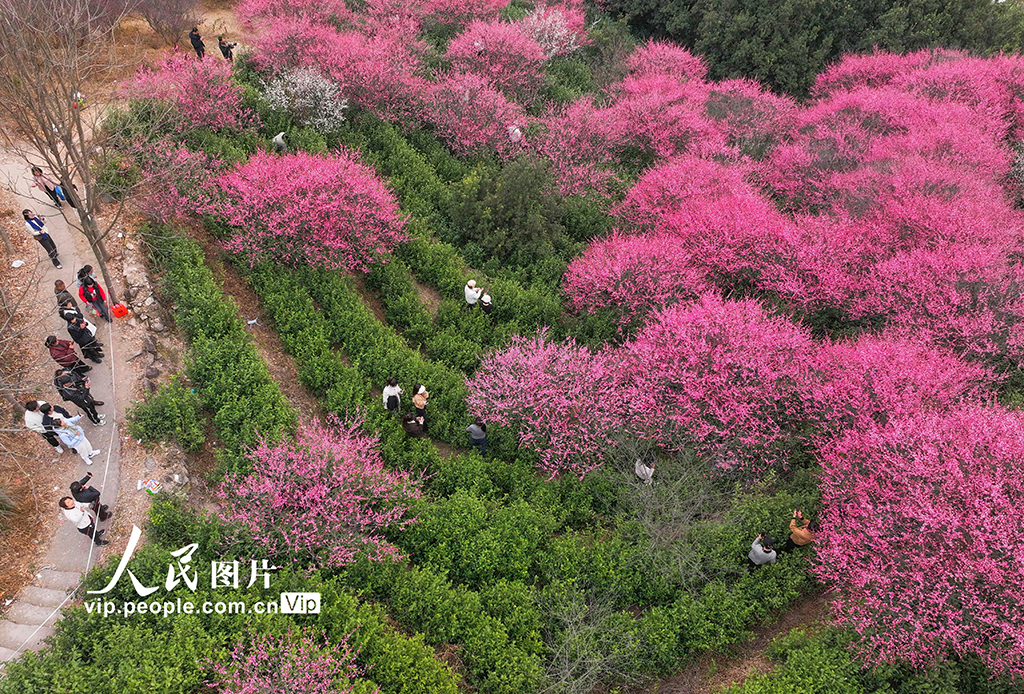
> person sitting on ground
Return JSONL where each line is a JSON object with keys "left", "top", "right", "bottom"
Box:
{"left": 382, "top": 378, "right": 402, "bottom": 416}
{"left": 464, "top": 279, "right": 484, "bottom": 309}
{"left": 748, "top": 534, "right": 776, "bottom": 569}
{"left": 480, "top": 293, "right": 493, "bottom": 315}
{"left": 401, "top": 413, "right": 426, "bottom": 438}
{"left": 634, "top": 456, "right": 655, "bottom": 484}
{"left": 782, "top": 509, "right": 818, "bottom": 553}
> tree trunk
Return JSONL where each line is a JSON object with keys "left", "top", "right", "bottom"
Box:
{"left": 0, "top": 224, "right": 14, "bottom": 255}
{"left": 72, "top": 192, "right": 119, "bottom": 305}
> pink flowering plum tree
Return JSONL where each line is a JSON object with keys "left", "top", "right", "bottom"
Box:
{"left": 622, "top": 294, "right": 817, "bottom": 476}
{"left": 211, "top": 626, "right": 371, "bottom": 694}
{"left": 532, "top": 99, "right": 624, "bottom": 196}
{"left": 810, "top": 332, "right": 995, "bottom": 435}
{"left": 123, "top": 53, "right": 252, "bottom": 133}
{"left": 814, "top": 406, "right": 1024, "bottom": 678}
{"left": 445, "top": 20, "right": 547, "bottom": 103}
{"left": 702, "top": 78, "right": 797, "bottom": 161}
{"left": 625, "top": 40, "right": 708, "bottom": 82}
{"left": 562, "top": 232, "right": 713, "bottom": 331}
{"left": 466, "top": 331, "right": 632, "bottom": 478}
{"left": 120, "top": 138, "right": 221, "bottom": 224}
{"left": 235, "top": 0, "right": 354, "bottom": 27}
{"left": 424, "top": 72, "right": 529, "bottom": 156}
{"left": 217, "top": 150, "right": 406, "bottom": 272}
{"left": 519, "top": 5, "right": 588, "bottom": 59}
{"left": 217, "top": 420, "right": 420, "bottom": 570}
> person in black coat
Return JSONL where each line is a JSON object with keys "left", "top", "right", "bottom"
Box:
{"left": 54, "top": 368, "right": 105, "bottom": 425}
{"left": 70, "top": 472, "right": 110, "bottom": 521}
{"left": 67, "top": 317, "right": 103, "bottom": 363}
{"left": 189, "top": 27, "right": 205, "bottom": 59}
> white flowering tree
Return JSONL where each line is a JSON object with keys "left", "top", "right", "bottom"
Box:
{"left": 262, "top": 67, "right": 349, "bottom": 133}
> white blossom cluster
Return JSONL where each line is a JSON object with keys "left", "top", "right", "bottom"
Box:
{"left": 263, "top": 67, "right": 349, "bottom": 133}
{"left": 520, "top": 7, "right": 581, "bottom": 60}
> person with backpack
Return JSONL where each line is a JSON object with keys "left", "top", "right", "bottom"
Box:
{"left": 23, "top": 210, "right": 62, "bottom": 268}
{"left": 30, "top": 166, "right": 62, "bottom": 208}
{"left": 79, "top": 276, "right": 111, "bottom": 322}
{"left": 382, "top": 378, "right": 403, "bottom": 416}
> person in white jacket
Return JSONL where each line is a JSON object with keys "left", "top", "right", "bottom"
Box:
{"left": 24, "top": 400, "right": 63, "bottom": 454}
{"left": 60, "top": 496, "right": 107, "bottom": 545}
{"left": 464, "top": 279, "right": 484, "bottom": 309}
{"left": 382, "top": 378, "right": 403, "bottom": 416}
{"left": 50, "top": 414, "right": 101, "bottom": 464}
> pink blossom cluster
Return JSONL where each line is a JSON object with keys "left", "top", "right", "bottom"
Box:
{"left": 217, "top": 150, "right": 407, "bottom": 272}
{"left": 126, "top": 138, "right": 221, "bottom": 224}
{"left": 468, "top": 298, "right": 995, "bottom": 480}
{"left": 465, "top": 331, "right": 631, "bottom": 479}
{"left": 211, "top": 625, "right": 372, "bottom": 694}
{"left": 123, "top": 53, "right": 252, "bottom": 133}
{"left": 445, "top": 20, "right": 547, "bottom": 103}
{"left": 217, "top": 419, "right": 420, "bottom": 569}
{"left": 813, "top": 407, "right": 1024, "bottom": 678}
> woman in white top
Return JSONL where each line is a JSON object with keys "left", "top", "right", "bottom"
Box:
{"left": 51, "top": 414, "right": 101, "bottom": 464}
{"left": 382, "top": 378, "right": 403, "bottom": 416}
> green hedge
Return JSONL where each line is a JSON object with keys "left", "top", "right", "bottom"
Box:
{"left": 150, "top": 227, "right": 296, "bottom": 473}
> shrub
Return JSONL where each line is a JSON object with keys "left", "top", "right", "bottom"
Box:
{"left": 127, "top": 375, "right": 206, "bottom": 452}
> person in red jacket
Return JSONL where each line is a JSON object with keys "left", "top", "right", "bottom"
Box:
{"left": 45, "top": 335, "right": 91, "bottom": 374}
{"left": 79, "top": 276, "right": 111, "bottom": 322}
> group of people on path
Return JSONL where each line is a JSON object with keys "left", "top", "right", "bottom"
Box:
{"left": 188, "top": 27, "right": 237, "bottom": 62}
{"left": 382, "top": 377, "right": 488, "bottom": 453}
{"left": 20, "top": 165, "right": 117, "bottom": 546}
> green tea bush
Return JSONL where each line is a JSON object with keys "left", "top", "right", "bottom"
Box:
{"left": 127, "top": 375, "right": 206, "bottom": 452}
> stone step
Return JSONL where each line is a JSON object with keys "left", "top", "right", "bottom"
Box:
{"left": 19, "top": 585, "right": 72, "bottom": 609}
{"left": 5, "top": 601, "right": 61, "bottom": 628}
{"left": 0, "top": 622, "right": 53, "bottom": 652}
{"left": 35, "top": 569, "right": 81, "bottom": 592}
{"left": 0, "top": 645, "right": 20, "bottom": 665}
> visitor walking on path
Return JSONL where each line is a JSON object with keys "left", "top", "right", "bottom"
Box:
{"left": 24, "top": 401, "right": 63, "bottom": 454}
{"left": 46, "top": 335, "right": 91, "bottom": 374}
{"left": 59, "top": 496, "right": 107, "bottom": 545}
{"left": 23, "top": 210, "right": 62, "bottom": 268}
{"left": 67, "top": 317, "right": 104, "bottom": 363}
{"left": 30, "top": 166, "right": 65, "bottom": 208}
{"left": 383, "top": 378, "right": 403, "bottom": 416}
{"left": 50, "top": 414, "right": 101, "bottom": 465}
{"left": 189, "top": 27, "right": 205, "bottom": 59}
{"left": 55, "top": 279, "right": 78, "bottom": 309}
{"left": 40, "top": 403, "right": 74, "bottom": 442}
{"left": 466, "top": 417, "right": 487, "bottom": 455}
{"left": 70, "top": 472, "right": 111, "bottom": 521}
{"left": 79, "top": 276, "right": 112, "bottom": 322}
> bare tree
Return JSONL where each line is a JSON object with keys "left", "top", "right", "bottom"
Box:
{"left": 136, "top": 0, "right": 200, "bottom": 47}
{"left": 0, "top": 0, "right": 140, "bottom": 304}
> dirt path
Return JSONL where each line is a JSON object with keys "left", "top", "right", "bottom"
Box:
{"left": 650, "top": 593, "right": 830, "bottom": 693}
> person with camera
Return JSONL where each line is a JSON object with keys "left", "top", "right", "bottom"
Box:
{"left": 70, "top": 472, "right": 111, "bottom": 522}
{"left": 781, "top": 509, "right": 818, "bottom": 553}
{"left": 67, "top": 316, "right": 104, "bottom": 363}
{"left": 54, "top": 367, "right": 105, "bottom": 425}
{"left": 748, "top": 534, "right": 777, "bottom": 569}
{"left": 218, "top": 36, "right": 237, "bottom": 61}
